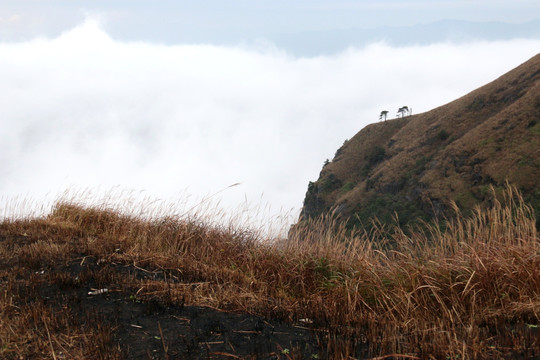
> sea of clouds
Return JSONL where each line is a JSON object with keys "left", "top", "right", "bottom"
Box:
{"left": 1, "top": 18, "right": 539, "bottom": 231}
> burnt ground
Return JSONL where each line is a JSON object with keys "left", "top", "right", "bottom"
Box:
{"left": 1, "top": 239, "right": 329, "bottom": 359}
{"left": 66, "top": 286, "right": 322, "bottom": 359}
{"left": 4, "top": 232, "right": 537, "bottom": 359}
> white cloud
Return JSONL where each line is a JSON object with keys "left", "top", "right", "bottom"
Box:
{"left": 1, "top": 18, "right": 539, "bottom": 229}
{"left": 0, "top": 14, "right": 21, "bottom": 23}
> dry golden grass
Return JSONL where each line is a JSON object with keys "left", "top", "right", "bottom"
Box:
{"left": 0, "top": 184, "right": 538, "bottom": 359}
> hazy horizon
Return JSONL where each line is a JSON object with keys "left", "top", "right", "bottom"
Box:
{"left": 2, "top": 1, "right": 540, "bottom": 48}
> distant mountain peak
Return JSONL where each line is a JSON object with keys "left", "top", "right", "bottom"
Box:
{"left": 267, "top": 19, "right": 540, "bottom": 56}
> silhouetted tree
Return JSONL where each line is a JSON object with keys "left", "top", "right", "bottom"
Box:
{"left": 379, "top": 110, "right": 389, "bottom": 121}
{"left": 397, "top": 106, "right": 409, "bottom": 118}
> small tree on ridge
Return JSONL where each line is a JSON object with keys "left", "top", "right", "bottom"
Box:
{"left": 397, "top": 106, "right": 409, "bottom": 118}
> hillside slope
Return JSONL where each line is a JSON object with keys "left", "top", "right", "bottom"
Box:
{"left": 301, "top": 53, "right": 540, "bottom": 229}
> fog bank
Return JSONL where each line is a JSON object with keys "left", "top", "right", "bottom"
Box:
{"left": 1, "top": 19, "right": 539, "bottom": 228}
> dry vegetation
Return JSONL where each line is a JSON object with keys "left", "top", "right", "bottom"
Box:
{"left": 1, "top": 185, "right": 539, "bottom": 359}
{"left": 305, "top": 53, "right": 540, "bottom": 231}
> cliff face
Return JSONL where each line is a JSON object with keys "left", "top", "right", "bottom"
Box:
{"left": 300, "top": 53, "right": 540, "bottom": 229}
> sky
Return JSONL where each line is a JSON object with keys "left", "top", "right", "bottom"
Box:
{"left": 1, "top": 2, "right": 540, "bottom": 232}
{"left": 2, "top": 1, "right": 540, "bottom": 44}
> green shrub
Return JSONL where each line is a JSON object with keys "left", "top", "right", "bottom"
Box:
{"left": 340, "top": 182, "right": 355, "bottom": 194}
{"left": 436, "top": 129, "right": 449, "bottom": 141}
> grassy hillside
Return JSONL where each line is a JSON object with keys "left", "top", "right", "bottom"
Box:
{"left": 301, "top": 53, "right": 540, "bottom": 231}
{"left": 0, "top": 186, "right": 539, "bottom": 359}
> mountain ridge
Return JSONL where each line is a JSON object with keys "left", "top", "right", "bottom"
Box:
{"left": 300, "top": 53, "right": 540, "bottom": 230}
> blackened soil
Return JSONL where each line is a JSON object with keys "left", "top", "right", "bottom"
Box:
{"left": 74, "top": 290, "right": 321, "bottom": 359}
{"left": 2, "top": 247, "right": 323, "bottom": 359}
